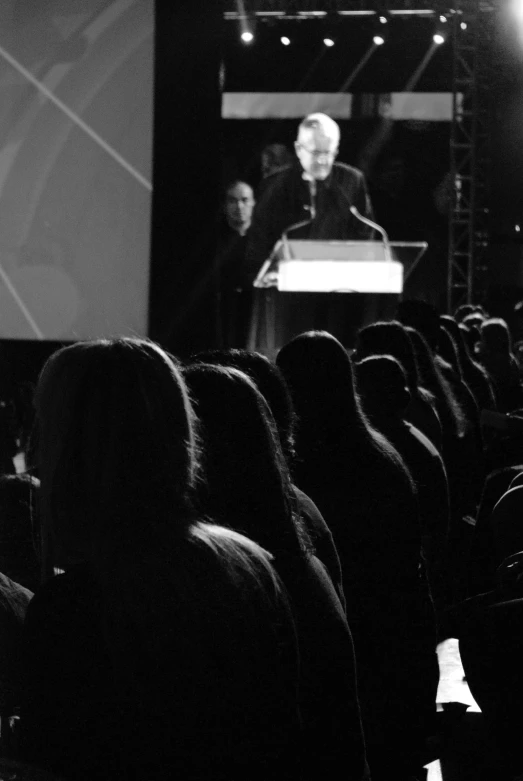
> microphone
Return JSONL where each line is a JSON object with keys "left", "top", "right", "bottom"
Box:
{"left": 302, "top": 172, "right": 317, "bottom": 221}
{"left": 253, "top": 173, "right": 317, "bottom": 288}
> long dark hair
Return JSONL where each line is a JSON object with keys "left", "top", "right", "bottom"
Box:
{"left": 275, "top": 331, "right": 409, "bottom": 484}
{"left": 35, "top": 338, "right": 202, "bottom": 576}
{"left": 356, "top": 320, "right": 433, "bottom": 402}
{"left": 405, "top": 326, "right": 468, "bottom": 439}
{"left": 191, "top": 348, "right": 297, "bottom": 464}
{"left": 184, "top": 363, "right": 311, "bottom": 558}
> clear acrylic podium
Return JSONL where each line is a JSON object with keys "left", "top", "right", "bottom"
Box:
{"left": 249, "top": 238, "right": 428, "bottom": 355}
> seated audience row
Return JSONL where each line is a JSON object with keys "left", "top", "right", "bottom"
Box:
{"left": 0, "top": 299, "right": 521, "bottom": 780}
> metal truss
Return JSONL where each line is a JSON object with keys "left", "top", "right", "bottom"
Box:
{"left": 447, "top": 0, "right": 495, "bottom": 313}
{"left": 224, "top": 0, "right": 451, "bottom": 18}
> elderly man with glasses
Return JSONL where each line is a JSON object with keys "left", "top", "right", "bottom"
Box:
{"left": 244, "top": 113, "right": 375, "bottom": 349}
{"left": 245, "top": 113, "right": 374, "bottom": 283}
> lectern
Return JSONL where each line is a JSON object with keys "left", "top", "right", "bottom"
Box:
{"left": 249, "top": 238, "right": 428, "bottom": 356}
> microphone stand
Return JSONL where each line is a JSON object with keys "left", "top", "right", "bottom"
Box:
{"left": 254, "top": 183, "right": 316, "bottom": 287}
{"left": 349, "top": 205, "right": 393, "bottom": 263}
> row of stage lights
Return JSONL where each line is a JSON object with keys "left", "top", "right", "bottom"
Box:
{"left": 239, "top": 14, "right": 469, "bottom": 48}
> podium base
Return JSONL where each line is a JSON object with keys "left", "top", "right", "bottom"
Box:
{"left": 248, "top": 290, "right": 399, "bottom": 357}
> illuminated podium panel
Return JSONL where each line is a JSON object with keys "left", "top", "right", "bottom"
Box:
{"left": 278, "top": 259, "right": 403, "bottom": 293}
{"left": 271, "top": 240, "right": 402, "bottom": 293}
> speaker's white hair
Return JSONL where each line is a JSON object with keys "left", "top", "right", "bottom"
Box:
{"left": 297, "top": 113, "right": 340, "bottom": 147}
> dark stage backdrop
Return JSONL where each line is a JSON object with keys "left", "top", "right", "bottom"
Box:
{"left": 149, "top": 0, "right": 223, "bottom": 356}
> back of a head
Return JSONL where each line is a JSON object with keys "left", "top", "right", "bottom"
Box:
{"left": 396, "top": 300, "right": 441, "bottom": 352}
{"left": 356, "top": 321, "right": 419, "bottom": 392}
{"left": 191, "top": 349, "right": 296, "bottom": 462}
{"left": 277, "top": 330, "right": 351, "bottom": 400}
{"left": 481, "top": 318, "right": 512, "bottom": 356}
{"left": 184, "top": 363, "right": 304, "bottom": 557}
{"left": 35, "top": 338, "right": 199, "bottom": 572}
{"left": 276, "top": 331, "right": 362, "bottom": 436}
{"left": 454, "top": 304, "right": 482, "bottom": 323}
{"left": 261, "top": 143, "right": 293, "bottom": 177}
{"left": 462, "top": 312, "right": 485, "bottom": 331}
{"left": 355, "top": 355, "right": 411, "bottom": 420}
{"left": 276, "top": 331, "right": 405, "bottom": 484}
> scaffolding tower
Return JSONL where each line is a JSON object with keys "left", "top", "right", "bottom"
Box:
{"left": 447, "top": 0, "right": 495, "bottom": 313}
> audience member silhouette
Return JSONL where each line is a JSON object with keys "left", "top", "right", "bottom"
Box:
{"left": 276, "top": 330, "right": 437, "bottom": 781}
{"left": 355, "top": 354, "right": 450, "bottom": 617}
{"left": 0, "top": 475, "right": 38, "bottom": 723}
{"left": 183, "top": 362, "right": 368, "bottom": 781}
{"left": 355, "top": 320, "right": 442, "bottom": 449}
{"left": 190, "top": 348, "right": 344, "bottom": 604}
{"left": 478, "top": 318, "right": 523, "bottom": 413}
{"left": 453, "top": 486, "right": 523, "bottom": 779}
{"left": 467, "top": 464, "right": 523, "bottom": 596}
{"left": 440, "top": 315, "right": 497, "bottom": 414}
{"left": 20, "top": 338, "right": 302, "bottom": 781}
{"left": 0, "top": 474, "right": 40, "bottom": 593}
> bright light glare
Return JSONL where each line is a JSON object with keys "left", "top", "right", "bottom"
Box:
{"left": 280, "top": 36, "right": 291, "bottom": 46}
{"left": 379, "top": 15, "right": 387, "bottom": 24}
{"left": 323, "top": 37, "right": 335, "bottom": 47}
{"left": 241, "top": 31, "right": 254, "bottom": 43}
{"left": 433, "top": 33, "right": 445, "bottom": 45}
{"left": 373, "top": 35, "right": 385, "bottom": 46}
{"left": 510, "top": 0, "right": 523, "bottom": 23}
{"left": 439, "top": 15, "right": 447, "bottom": 23}
{"left": 461, "top": 22, "right": 468, "bottom": 30}
{"left": 509, "top": 0, "right": 523, "bottom": 45}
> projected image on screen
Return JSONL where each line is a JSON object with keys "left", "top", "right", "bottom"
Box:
{"left": 0, "top": 0, "right": 152, "bottom": 340}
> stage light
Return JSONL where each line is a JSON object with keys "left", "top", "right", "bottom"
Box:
{"left": 439, "top": 15, "right": 448, "bottom": 23}
{"left": 372, "top": 11, "right": 389, "bottom": 46}
{"left": 280, "top": 35, "right": 291, "bottom": 46}
{"left": 323, "top": 37, "right": 335, "bottom": 47}
{"left": 241, "top": 30, "right": 254, "bottom": 43}
{"left": 461, "top": 21, "right": 468, "bottom": 30}
{"left": 433, "top": 33, "right": 445, "bottom": 45}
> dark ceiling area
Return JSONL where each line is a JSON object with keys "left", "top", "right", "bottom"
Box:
{"left": 223, "top": 15, "right": 454, "bottom": 93}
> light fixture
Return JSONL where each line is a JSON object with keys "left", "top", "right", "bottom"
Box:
{"left": 241, "top": 30, "right": 254, "bottom": 43}
{"left": 323, "top": 36, "right": 335, "bottom": 47}
{"left": 432, "top": 16, "right": 448, "bottom": 45}
{"left": 280, "top": 35, "right": 291, "bottom": 45}
{"left": 372, "top": 11, "right": 388, "bottom": 46}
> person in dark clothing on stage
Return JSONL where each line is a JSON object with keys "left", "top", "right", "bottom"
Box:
{"left": 246, "top": 113, "right": 374, "bottom": 278}
{"left": 245, "top": 113, "right": 376, "bottom": 348}
{"left": 215, "top": 180, "right": 256, "bottom": 347}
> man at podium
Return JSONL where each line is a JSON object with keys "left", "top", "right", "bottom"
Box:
{"left": 247, "top": 113, "right": 374, "bottom": 277}
{"left": 245, "top": 113, "right": 376, "bottom": 349}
